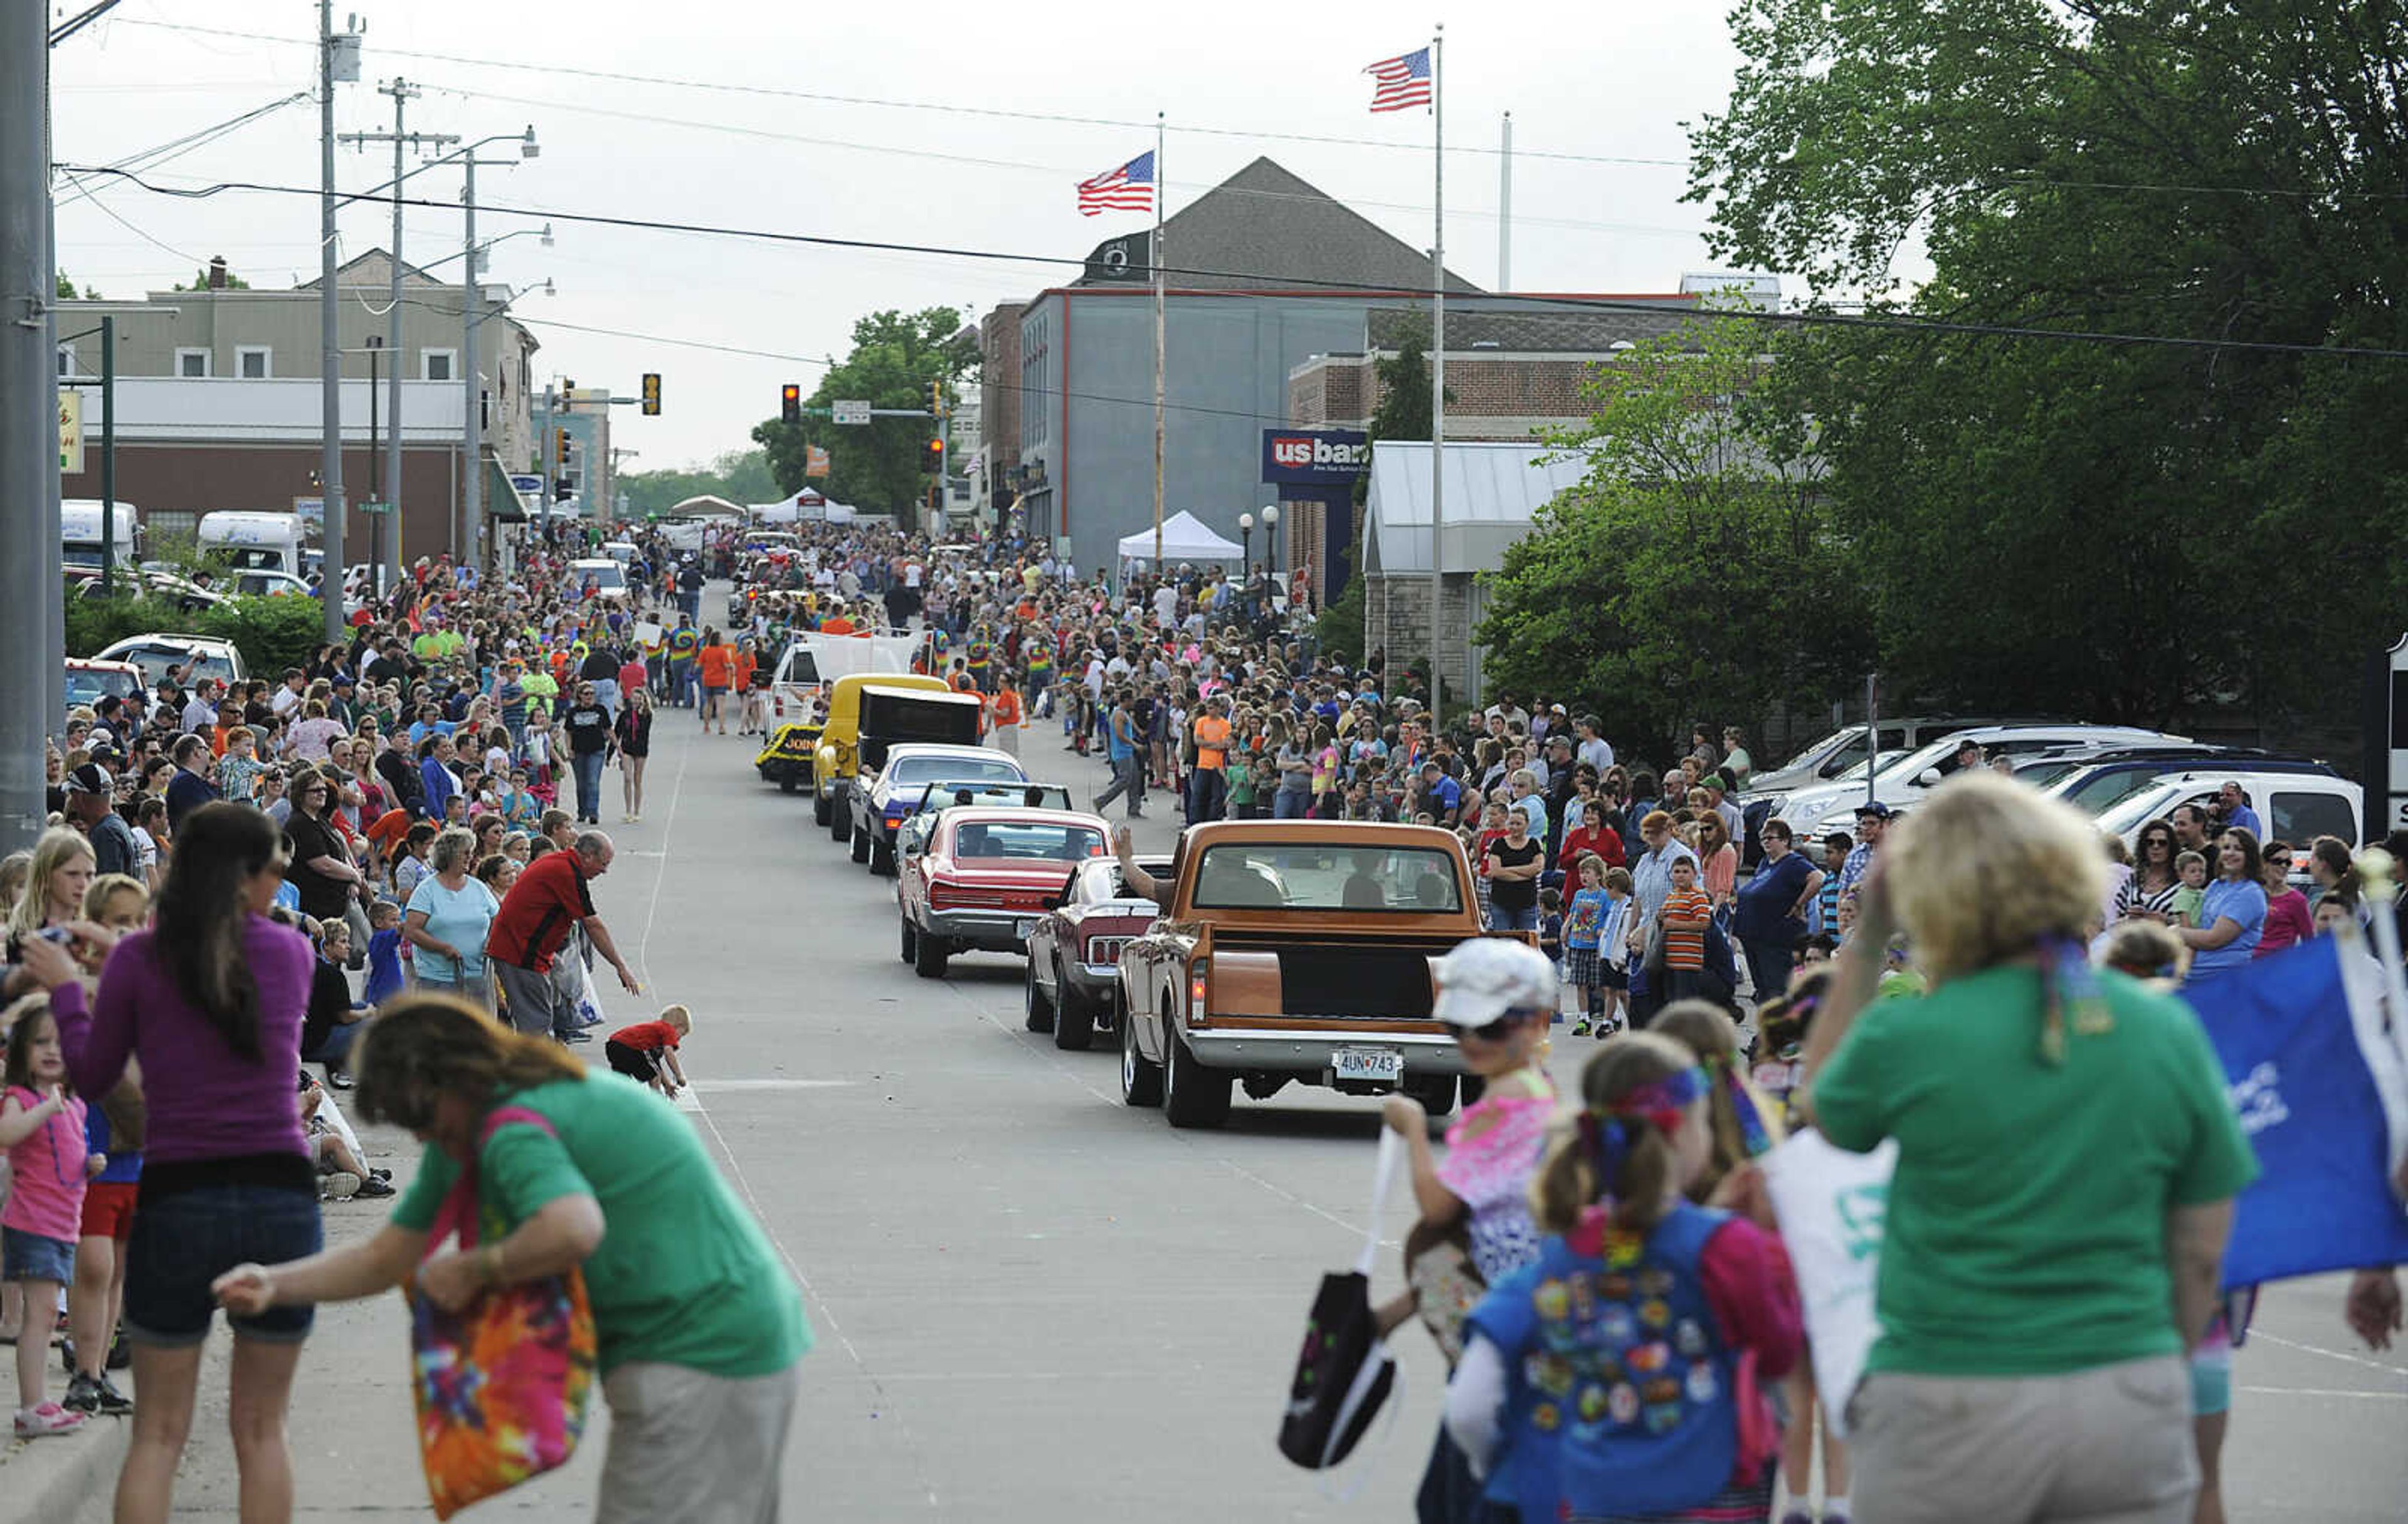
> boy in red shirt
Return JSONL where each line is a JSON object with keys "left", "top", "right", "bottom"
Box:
{"left": 605, "top": 1004, "right": 691, "bottom": 1096}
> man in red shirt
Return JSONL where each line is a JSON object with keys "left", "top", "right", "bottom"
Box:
{"left": 485, "top": 831, "right": 642, "bottom": 1040}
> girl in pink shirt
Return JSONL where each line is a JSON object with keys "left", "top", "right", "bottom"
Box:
{"left": 2, "top": 1001, "right": 92, "bottom": 1437}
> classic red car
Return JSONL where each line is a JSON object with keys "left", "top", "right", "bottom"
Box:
{"left": 896, "top": 806, "right": 1112, "bottom": 979}
{"left": 1022, "top": 855, "right": 1169, "bottom": 1051}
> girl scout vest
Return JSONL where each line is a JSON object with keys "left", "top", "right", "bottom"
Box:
{"left": 1475, "top": 1202, "right": 1740, "bottom": 1520}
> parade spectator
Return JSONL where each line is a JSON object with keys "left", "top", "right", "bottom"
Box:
{"left": 562, "top": 683, "right": 614, "bottom": 827}
{"left": 2118, "top": 818, "right": 2185, "bottom": 923}
{"left": 212, "top": 997, "right": 810, "bottom": 1523}
{"left": 605, "top": 1004, "right": 692, "bottom": 1096}
{"left": 405, "top": 828, "right": 500, "bottom": 1009}
{"left": 2180, "top": 828, "right": 2269, "bottom": 980}
{"left": 484, "top": 831, "right": 642, "bottom": 1039}
{"left": 1733, "top": 818, "right": 1821, "bottom": 1004}
{"left": 1802, "top": 772, "right": 2257, "bottom": 1523}
{"left": 1482, "top": 809, "right": 1545, "bottom": 934}
{"left": 2254, "top": 841, "right": 2313, "bottom": 958}
{"left": 613, "top": 687, "right": 654, "bottom": 824}
{"left": 22, "top": 803, "right": 321, "bottom": 1518}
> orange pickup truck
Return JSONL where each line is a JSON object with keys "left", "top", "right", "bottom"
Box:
{"left": 1115, "top": 820, "right": 1494, "bottom": 1130}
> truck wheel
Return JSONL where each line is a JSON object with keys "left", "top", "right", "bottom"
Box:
{"left": 1164, "top": 1032, "right": 1233, "bottom": 1130}
{"left": 778, "top": 774, "right": 798, "bottom": 794}
{"left": 914, "top": 929, "right": 950, "bottom": 979}
{"left": 813, "top": 789, "right": 832, "bottom": 827}
{"left": 1024, "top": 957, "right": 1055, "bottom": 1032}
{"left": 1119, "top": 1009, "right": 1162, "bottom": 1108}
{"left": 850, "top": 822, "right": 872, "bottom": 864}
{"left": 1405, "top": 1074, "right": 1457, "bottom": 1118}
{"left": 1053, "top": 964, "right": 1095, "bottom": 1051}
{"left": 870, "top": 838, "right": 895, "bottom": 876}
{"left": 900, "top": 917, "right": 918, "bottom": 965}
{"left": 828, "top": 789, "right": 850, "bottom": 841}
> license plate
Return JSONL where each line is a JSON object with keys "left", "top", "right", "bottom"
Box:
{"left": 1333, "top": 1047, "right": 1403, "bottom": 1085}
{"left": 1015, "top": 917, "right": 1037, "bottom": 939}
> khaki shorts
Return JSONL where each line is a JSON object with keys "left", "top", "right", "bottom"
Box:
{"left": 1847, "top": 1353, "right": 2197, "bottom": 1524}
{"left": 596, "top": 1359, "right": 802, "bottom": 1524}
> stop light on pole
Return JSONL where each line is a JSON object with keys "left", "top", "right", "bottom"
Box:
{"left": 641, "top": 372, "right": 662, "bottom": 416}
{"left": 920, "top": 438, "right": 943, "bottom": 473}
{"left": 781, "top": 384, "right": 801, "bottom": 424}
{"left": 555, "top": 428, "right": 571, "bottom": 463}
{"left": 927, "top": 379, "right": 944, "bottom": 417}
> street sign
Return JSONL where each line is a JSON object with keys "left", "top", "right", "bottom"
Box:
{"left": 58, "top": 390, "right": 84, "bottom": 474}
{"left": 359, "top": 500, "right": 394, "bottom": 515}
{"left": 832, "top": 399, "right": 872, "bottom": 426}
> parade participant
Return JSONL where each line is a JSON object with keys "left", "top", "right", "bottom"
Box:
{"left": 1801, "top": 772, "right": 2258, "bottom": 1523}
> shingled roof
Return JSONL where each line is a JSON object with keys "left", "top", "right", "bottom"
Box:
{"left": 1073, "top": 157, "right": 1482, "bottom": 295}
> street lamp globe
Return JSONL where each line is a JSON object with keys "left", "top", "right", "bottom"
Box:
{"left": 1262, "top": 503, "right": 1279, "bottom": 526}
{"left": 1238, "top": 512, "right": 1254, "bottom": 532}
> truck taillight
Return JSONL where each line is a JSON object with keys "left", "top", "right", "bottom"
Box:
{"left": 1190, "top": 959, "right": 1208, "bottom": 1011}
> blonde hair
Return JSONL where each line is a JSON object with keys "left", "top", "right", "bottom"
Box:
{"left": 9, "top": 827, "right": 95, "bottom": 938}
{"left": 1650, "top": 1000, "right": 1785, "bottom": 1199}
{"left": 660, "top": 1003, "right": 694, "bottom": 1033}
{"left": 81, "top": 873, "right": 149, "bottom": 927}
{"left": 1884, "top": 770, "right": 2106, "bottom": 981}
{"left": 1531, "top": 1031, "right": 1695, "bottom": 1238}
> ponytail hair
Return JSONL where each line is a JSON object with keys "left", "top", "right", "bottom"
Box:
{"left": 1531, "top": 1032, "right": 1704, "bottom": 1239}
{"left": 154, "top": 804, "right": 278, "bottom": 1059}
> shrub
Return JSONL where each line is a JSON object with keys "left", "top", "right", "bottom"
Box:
{"left": 66, "top": 589, "right": 328, "bottom": 678}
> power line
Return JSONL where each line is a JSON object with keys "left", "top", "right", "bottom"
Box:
{"left": 103, "top": 16, "right": 1686, "bottom": 171}
{"left": 58, "top": 162, "right": 2408, "bottom": 362}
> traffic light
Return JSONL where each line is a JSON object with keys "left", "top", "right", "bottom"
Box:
{"left": 925, "top": 484, "right": 941, "bottom": 513}
{"left": 920, "top": 438, "right": 943, "bottom": 473}
{"left": 780, "top": 383, "right": 801, "bottom": 424}
{"left": 641, "top": 372, "right": 662, "bottom": 417}
{"left": 927, "top": 379, "right": 945, "bottom": 417}
{"left": 555, "top": 428, "right": 571, "bottom": 465}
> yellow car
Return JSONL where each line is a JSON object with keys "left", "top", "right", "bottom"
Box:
{"left": 753, "top": 720, "right": 823, "bottom": 794}
{"left": 813, "top": 671, "right": 954, "bottom": 832}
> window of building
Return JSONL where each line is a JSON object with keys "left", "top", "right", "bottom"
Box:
{"left": 56, "top": 344, "right": 77, "bottom": 378}
{"left": 235, "top": 346, "right": 272, "bottom": 379}
{"left": 421, "top": 349, "right": 456, "bottom": 382}
{"left": 175, "top": 348, "right": 211, "bottom": 378}
{"left": 147, "top": 510, "right": 197, "bottom": 544}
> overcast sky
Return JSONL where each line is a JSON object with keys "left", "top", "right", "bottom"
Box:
{"left": 51, "top": 1, "right": 1746, "bottom": 470}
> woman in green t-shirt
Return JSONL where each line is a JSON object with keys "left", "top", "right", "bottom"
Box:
{"left": 1801, "top": 771, "right": 2257, "bottom": 1524}
{"left": 211, "top": 999, "right": 811, "bottom": 1523}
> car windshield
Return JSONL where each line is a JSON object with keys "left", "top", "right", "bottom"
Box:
{"left": 65, "top": 668, "right": 140, "bottom": 708}
{"left": 949, "top": 821, "right": 1106, "bottom": 862}
{"left": 2056, "top": 765, "right": 2185, "bottom": 816}
{"left": 2095, "top": 785, "right": 2184, "bottom": 839}
{"left": 893, "top": 755, "right": 1020, "bottom": 785}
{"left": 1190, "top": 843, "right": 1465, "bottom": 912}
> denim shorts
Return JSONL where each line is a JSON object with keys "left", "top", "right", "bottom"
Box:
{"left": 124, "top": 1183, "right": 322, "bottom": 1347}
{"left": 1, "top": 1224, "right": 76, "bottom": 1283}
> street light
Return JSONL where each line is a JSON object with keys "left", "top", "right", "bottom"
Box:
{"left": 1238, "top": 510, "right": 1254, "bottom": 585}
{"left": 1262, "top": 503, "right": 1280, "bottom": 582}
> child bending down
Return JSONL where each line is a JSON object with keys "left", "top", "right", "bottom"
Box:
{"left": 1445, "top": 1031, "right": 1802, "bottom": 1522}
{"left": 606, "top": 1004, "right": 692, "bottom": 1096}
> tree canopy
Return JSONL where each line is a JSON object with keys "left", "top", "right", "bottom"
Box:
{"left": 619, "top": 449, "right": 778, "bottom": 518}
{"left": 750, "top": 308, "right": 976, "bottom": 520}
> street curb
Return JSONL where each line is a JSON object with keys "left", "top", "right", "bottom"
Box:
{"left": 0, "top": 1390, "right": 133, "bottom": 1524}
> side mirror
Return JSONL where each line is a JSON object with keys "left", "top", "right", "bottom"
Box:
{"left": 1918, "top": 767, "right": 1942, "bottom": 786}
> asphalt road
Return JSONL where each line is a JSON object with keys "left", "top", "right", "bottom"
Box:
{"left": 96, "top": 634, "right": 2408, "bottom": 1522}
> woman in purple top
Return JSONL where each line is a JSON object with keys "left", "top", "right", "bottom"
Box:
{"left": 19, "top": 803, "right": 319, "bottom": 1524}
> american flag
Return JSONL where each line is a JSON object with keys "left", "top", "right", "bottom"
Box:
{"left": 1076, "top": 150, "right": 1155, "bottom": 217}
{"left": 1363, "top": 47, "right": 1433, "bottom": 112}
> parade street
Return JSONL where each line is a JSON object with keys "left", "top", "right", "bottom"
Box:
{"left": 74, "top": 636, "right": 2408, "bottom": 1524}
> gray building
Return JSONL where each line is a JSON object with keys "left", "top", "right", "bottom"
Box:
{"left": 992, "top": 159, "right": 1698, "bottom": 581}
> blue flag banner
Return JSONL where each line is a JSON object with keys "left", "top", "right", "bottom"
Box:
{"left": 2180, "top": 936, "right": 2408, "bottom": 1290}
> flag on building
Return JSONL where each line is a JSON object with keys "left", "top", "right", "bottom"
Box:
{"left": 805, "top": 445, "right": 830, "bottom": 478}
{"left": 1075, "top": 151, "right": 1155, "bottom": 217}
{"left": 2182, "top": 933, "right": 2408, "bottom": 1290}
{"left": 1363, "top": 47, "right": 1433, "bottom": 112}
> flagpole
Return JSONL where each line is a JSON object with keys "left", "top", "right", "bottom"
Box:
{"left": 1153, "top": 111, "right": 1167, "bottom": 569}
{"left": 1428, "top": 23, "right": 1447, "bottom": 724}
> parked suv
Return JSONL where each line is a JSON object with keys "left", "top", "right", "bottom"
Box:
{"left": 1772, "top": 723, "right": 2183, "bottom": 836}
{"left": 2094, "top": 767, "right": 2362, "bottom": 878}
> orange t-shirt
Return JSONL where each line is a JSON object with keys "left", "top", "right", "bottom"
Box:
{"left": 1192, "top": 715, "right": 1231, "bottom": 770}
{"left": 820, "top": 616, "right": 855, "bottom": 636}
{"left": 699, "top": 644, "right": 734, "bottom": 688}
{"left": 991, "top": 688, "right": 1023, "bottom": 728}
{"left": 732, "top": 651, "right": 757, "bottom": 691}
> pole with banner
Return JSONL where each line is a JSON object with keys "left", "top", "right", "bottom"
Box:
{"left": 1428, "top": 23, "right": 1446, "bottom": 725}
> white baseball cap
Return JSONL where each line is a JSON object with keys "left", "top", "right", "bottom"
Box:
{"left": 1432, "top": 937, "right": 1558, "bottom": 1027}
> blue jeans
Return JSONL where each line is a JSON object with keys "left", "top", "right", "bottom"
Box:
{"left": 1273, "top": 785, "right": 1311, "bottom": 819}
{"left": 125, "top": 1181, "right": 320, "bottom": 1345}
{"left": 1187, "top": 767, "right": 1227, "bottom": 824}
{"left": 573, "top": 749, "right": 606, "bottom": 820}
{"left": 1740, "top": 937, "right": 1797, "bottom": 1004}
{"left": 1491, "top": 902, "right": 1541, "bottom": 933}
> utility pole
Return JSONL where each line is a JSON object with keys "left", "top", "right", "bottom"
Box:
{"left": 458, "top": 127, "right": 536, "bottom": 576}
{"left": 316, "top": 1, "right": 355, "bottom": 643}
{"left": 2, "top": 0, "right": 51, "bottom": 851}
{"left": 341, "top": 79, "right": 454, "bottom": 592}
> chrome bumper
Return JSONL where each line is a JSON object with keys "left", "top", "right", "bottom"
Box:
{"left": 922, "top": 908, "right": 1036, "bottom": 949}
{"left": 1185, "top": 1026, "right": 1467, "bottom": 1076}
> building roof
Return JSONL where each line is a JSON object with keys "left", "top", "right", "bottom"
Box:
{"left": 1365, "top": 300, "right": 1698, "bottom": 353}
{"left": 1361, "top": 439, "right": 1592, "bottom": 577}
{"left": 293, "top": 248, "right": 454, "bottom": 292}
{"left": 1072, "top": 157, "right": 1481, "bottom": 295}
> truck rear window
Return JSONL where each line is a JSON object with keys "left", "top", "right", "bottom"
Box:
{"left": 1191, "top": 844, "right": 1464, "bottom": 912}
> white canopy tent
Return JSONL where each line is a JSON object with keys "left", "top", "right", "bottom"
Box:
{"left": 1116, "top": 510, "right": 1244, "bottom": 564}
{"left": 748, "top": 489, "right": 857, "bottom": 525}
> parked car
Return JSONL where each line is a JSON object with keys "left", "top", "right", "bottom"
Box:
{"left": 812, "top": 673, "right": 956, "bottom": 830}
{"left": 2094, "top": 768, "right": 2362, "bottom": 879}
{"left": 1116, "top": 821, "right": 1493, "bottom": 1128}
{"left": 65, "top": 564, "right": 224, "bottom": 614}
{"left": 93, "top": 633, "right": 246, "bottom": 689}
{"left": 850, "top": 741, "right": 1025, "bottom": 875}
{"left": 226, "top": 568, "right": 314, "bottom": 599}
{"left": 1770, "top": 723, "right": 2184, "bottom": 836}
{"left": 895, "top": 780, "right": 1076, "bottom": 858}
{"left": 1741, "top": 716, "right": 2051, "bottom": 795}
{"left": 65, "top": 658, "right": 147, "bottom": 720}
{"left": 2040, "top": 747, "right": 2335, "bottom": 817}
{"left": 1023, "top": 856, "right": 1170, "bottom": 1051}
{"left": 896, "top": 807, "right": 1112, "bottom": 979}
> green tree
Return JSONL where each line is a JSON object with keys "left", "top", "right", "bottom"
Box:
{"left": 1473, "top": 317, "right": 1866, "bottom": 754}
{"left": 171, "top": 264, "right": 250, "bottom": 292}
{"left": 750, "top": 308, "right": 976, "bottom": 523}
{"left": 620, "top": 449, "right": 778, "bottom": 518}
{"left": 55, "top": 271, "right": 98, "bottom": 300}
{"left": 1687, "top": 0, "right": 2408, "bottom": 727}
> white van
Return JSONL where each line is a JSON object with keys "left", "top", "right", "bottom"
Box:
{"left": 61, "top": 499, "right": 140, "bottom": 570}
{"left": 199, "top": 511, "right": 307, "bottom": 575}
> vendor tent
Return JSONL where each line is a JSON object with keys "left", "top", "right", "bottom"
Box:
{"left": 1116, "top": 510, "right": 1243, "bottom": 563}
{"left": 664, "top": 494, "right": 744, "bottom": 518}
